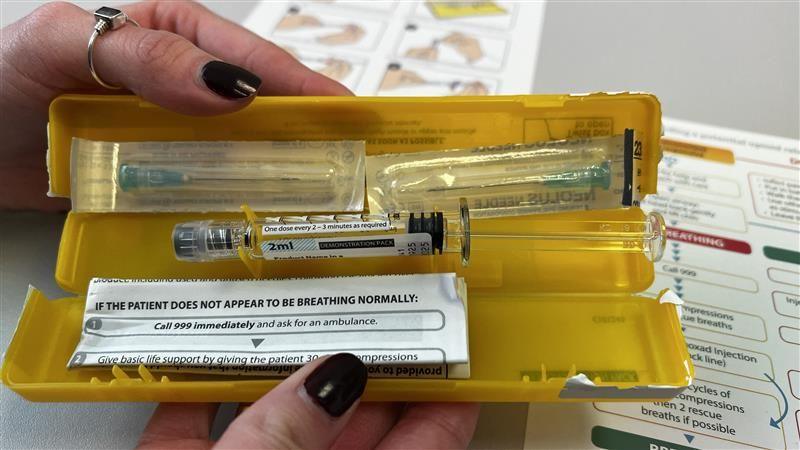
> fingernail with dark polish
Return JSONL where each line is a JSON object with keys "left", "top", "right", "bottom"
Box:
{"left": 201, "top": 61, "right": 261, "bottom": 99}
{"left": 303, "top": 353, "right": 367, "bottom": 417}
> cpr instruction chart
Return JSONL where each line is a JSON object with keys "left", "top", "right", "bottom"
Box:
{"left": 524, "top": 119, "right": 800, "bottom": 449}
{"left": 69, "top": 274, "right": 469, "bottom": 378}
{"left": 242, "top": 1, "right": 545, "bottom": 95}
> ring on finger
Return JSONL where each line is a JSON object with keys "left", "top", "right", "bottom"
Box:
{"left": 87, "top": 6, "right": 139, "bottom": 89}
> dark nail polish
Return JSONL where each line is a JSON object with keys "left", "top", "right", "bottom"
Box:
{"left": 303, "top": 353, "right": 367, "bottom": 417}
{"left": 201, "top": 61, "right": 261, "bottom": 99}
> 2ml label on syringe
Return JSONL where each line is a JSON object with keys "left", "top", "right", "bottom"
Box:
{"left": 261, "top": 234, "right": 432, "bottom": 260}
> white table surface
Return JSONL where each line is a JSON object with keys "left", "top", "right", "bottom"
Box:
{"left": 1, "top": 1, "right": 797, "bottom": 449}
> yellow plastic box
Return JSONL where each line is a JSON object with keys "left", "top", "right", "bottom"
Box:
{"left": 2, "top": 93, "right": 693, "bottom": 403}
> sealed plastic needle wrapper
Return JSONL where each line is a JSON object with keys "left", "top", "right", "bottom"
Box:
{"left": 70, "top": 139, "right": 366, "bottom": 213}
{"left": 366, "top": 130, "right": 641, "bottom": 218}
{"left": 172, "top": 199, "right": 667, "bottom": 266}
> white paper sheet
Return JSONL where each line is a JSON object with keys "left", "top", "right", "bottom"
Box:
{"left": 69, "top": 274, "right": 469, "bottom": 378}
{"left": 243, "top": 1, "right": 545, "bottom": 95}
{"left": 524, "top": 119, "right": 800, "bottom": 449}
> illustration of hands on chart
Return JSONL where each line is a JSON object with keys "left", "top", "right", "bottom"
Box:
{"left": 243, "top": 2, "right": 799, "bottom": 448}
{"left": 243, "top": 1, "right": 545, "bottom": 95}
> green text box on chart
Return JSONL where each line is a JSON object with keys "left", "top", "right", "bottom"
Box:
{"left": 764, "top": 246, "right": 800, "bottom": 265}
{"left": 591, "top": 426, "right": 699, "bottom": 450}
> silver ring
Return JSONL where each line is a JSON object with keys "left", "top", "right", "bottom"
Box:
{"left": 88, "top": 7, "right": 139, "bottom": 89}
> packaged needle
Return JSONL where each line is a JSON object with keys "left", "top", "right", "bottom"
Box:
{"left": 366, "top": 130, "right": 639, "bottom": 218}
{"left": 70, "top": 139, "right": 366, "bottom": 213}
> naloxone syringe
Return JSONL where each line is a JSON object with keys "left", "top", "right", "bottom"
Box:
{"left": 172, "top": 200, "right": 666, "bottom": 266}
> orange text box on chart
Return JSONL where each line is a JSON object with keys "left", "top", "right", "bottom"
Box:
{"left": 662, "top": 138, "right": 735, "bottom": 164}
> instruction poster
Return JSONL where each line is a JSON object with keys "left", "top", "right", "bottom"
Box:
{"left": 243, "top": 1, "right": 545, "bottom": 95}
{"left": 524, "top": 119, "right": 800, "bottom": 449}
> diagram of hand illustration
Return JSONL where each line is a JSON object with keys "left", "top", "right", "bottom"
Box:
{"left": 452, "top": 80, "right": 488, "bottom": 95}
{"left": 276, "top": 13, "right": 323, "bottom": 30}
{"left": 276, "top": 9, "right": 366, "bottom": 46}
{"left": 316, "top": 24, "right": 366, "bottom": 46}
{"left": 440, "top": 32, "right": 483, "bottom": 63}
{"left": 316, "top": 58, "right": 353, "bottom": 80}
{"left": 379, "top": 65, "right": 428, "bottom": 90}
{"left": 405, "top": 46, "right": 439, "bottom": 61}
{"left": 380, "top": 64, "right": 489, "bottom": 95}
{"left": 281, "top": 45, "right": 353, "bottom": 82}
{"left": 405, "top": 31, "right": 484, "bottom": 64}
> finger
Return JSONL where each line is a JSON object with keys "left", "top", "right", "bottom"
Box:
{"left": 25, "top": 2, "right": 262, "bottom": 115}
{"left": 137, "top": 403, "right": 219, "bottom": 450}
{"left": 215, "top": 353, "right": 368, "bottom": 450}
{"left": 331, "top": 402, "right": 404, "bottom": 450}
{"left": 376, "top": 403, "right": 481, "bottom": 450}
{"left": 91, "top": 17, "right": 262, "bottom": 114}
{"left": 123, "top": 1, "right": 352, "bottom": 96}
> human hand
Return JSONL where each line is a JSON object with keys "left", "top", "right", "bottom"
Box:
{"left": 136, "top": 354, "right": 480, "bottom": 449}
{"left": 0, "top": 1, "right": 351, "bottom": 210}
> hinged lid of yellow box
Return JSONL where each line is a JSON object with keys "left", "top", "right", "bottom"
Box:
{"left": 2, "top": 94, "right": 694, "bottom": 402}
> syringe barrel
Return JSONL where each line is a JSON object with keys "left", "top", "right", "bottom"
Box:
{"left": 171, "top": 204, "right": 664, "bottom": 264}
{"left": 171, "top": 209, "right": 467, "bottom": 264}
{"left": 467, "top": 211, "right": 666, "bottom": 262}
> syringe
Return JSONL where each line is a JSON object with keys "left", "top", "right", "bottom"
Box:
{"left": 172, "top": 200, "right": 666, "bottom": 265}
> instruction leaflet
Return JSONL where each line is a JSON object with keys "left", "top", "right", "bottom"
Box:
{"left": 69, "top": 274, "right": 469, "bottom": 379}
{"left": 242, "top": 1, "right": 544, "bottom": 95}
{"left": 524, "top": 119, "right": 800, "bottom": 450}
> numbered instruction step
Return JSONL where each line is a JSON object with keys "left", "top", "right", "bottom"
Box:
{"left": 595, "top": 379, "right": 786, "bottom": 449}
{"left": 69, "top": 276, "right": 470, "bottom": 377}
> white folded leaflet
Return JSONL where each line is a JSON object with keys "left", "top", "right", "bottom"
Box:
{"left": 68, "top": 274, "right": 470, "bottom": 379}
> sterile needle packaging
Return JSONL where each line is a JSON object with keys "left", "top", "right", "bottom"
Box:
{"left": 366, "top": 131, "right": 639, "bottom": 218}
{"left": 70, "top": 138, "right": 366, "bottom": 213}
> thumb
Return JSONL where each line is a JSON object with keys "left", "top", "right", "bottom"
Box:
{"left": 215, "top": 353, "right": 368, "bottom": 449}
